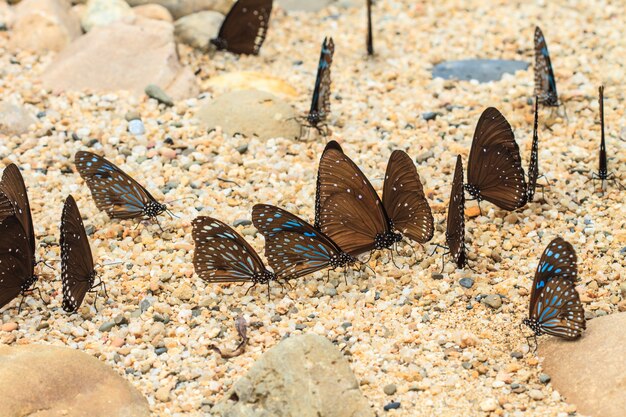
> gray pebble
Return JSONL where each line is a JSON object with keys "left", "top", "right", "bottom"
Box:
{"left": 383, "top": 401, "right": 401, "bottom": 411}
{"left": 431, "top": 273, "right": 444, "bottom": 280}
{"left": 539, "top": 373, "right": 551, "bottom": 383}
{"left": 325, "top": 287, "right": 338, "bottom": 297}
{"left": 140, "top": 298, "right": 152, "bottom": 313}
{"left": 99, "top": 321, "right": 116, "bottom": 332}
{"left": 482, "top": 294, "right": 502, "bottom": 309}
{"left": 128, "top": 119, "right": 145, "bottom": 135}
{"left": 510, "top": 351, "right": 523, "bottom": 359}
{"left": 459, "top": 277, "right": 474, "bottom": 288}
{"left": 341, "top": 322, "right": 352, "bottom": 329}
{"left": 125, "top": 110, "right": 141, "bottom": 121}
{"left": 383, "top": 384, "right": 397, "bottom": 395}
{"left": 233, "top": 219, "right": 252, "bottom": 227}
{"left": 155, "top": 347, "right": 168, "bottom": 355}
{"left": 422, "top": 112, "right": 440, "bottom": 121}
{"left": 85, "top": 224, "right": 96, "bottom": 236}
{"left": 512, "top": 384, "right": 526, "bottom": 393}
{"left": 236, "top": 144, "right": 248, "bottom": 154}
{"left": 114, "top": 314, "right": 128, "bottom": 325}
{"left": 461, "top": 362, "right": 472, "bottom": 370}
{"left": 271, "top": 315, "right": 282, "bottom": 323}
{"left": 145, "top": 84, "right": 174, "bottom": 106}
{"left": 295, "top": 324, "right": 307, "bottom": 330}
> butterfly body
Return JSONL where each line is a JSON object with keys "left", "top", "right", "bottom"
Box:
{"left": 466, "top": 108, "right": 527, "bottom": 211}
{"left": 252, "top": 204, "right": 357, "bottom": 280}
{"left": 306, "top": 37, "right": 335, "bottom": 129}
{"left": 523, "top": 237, "right": 585, "bottom": 340}
{"left": 75, "top": 151, "right": 167, "bottom": 221}
{"left": 534, "top": 26, "right": 559, "bottom": 107}
{"left": 211, "top": 0, "right": 273, "bottom": 55}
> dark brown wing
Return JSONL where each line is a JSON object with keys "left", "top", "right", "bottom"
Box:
{"left": 60, "top": 195, "right": 96, "bottom": 312}
{"left": 382, "top": 150, "right": 434, "bottom": 244}
{"left": 0, "top": 164, "right": 35, "bottom": 255}
{"left": 307, "top": 37, "right": 335, "bottom": 126}
{"left": 315, "top": 141, "right": 391, "bottom": 256}
{"left": 0, "top": 217, "right": 34, "bottom": 309}
{"left": 534, "top": 26, "right": 558, "bottom": 106}
{"left": 527, "top": 98, "right": 540, "bottom": 201}
{"left": 446, "top": 155, "right": 465, "bottom": 268}
{"left": 211, "top": 0, "right": 273, "bottom": 55}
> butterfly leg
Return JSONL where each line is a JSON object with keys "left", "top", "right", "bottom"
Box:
{"left": 389, "top": 249, "right": 402, "bottom": 269}
{"left": 17, "top": 294, "right": 27, "bottom": 314}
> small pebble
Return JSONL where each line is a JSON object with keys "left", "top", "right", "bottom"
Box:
{"left": 482, "top": 294, "right": 502, "bottom": 309}
{"left": 431, "top": 273, "right": 444, "bottom": 280}
{"left": 111, "top": 337, "right": 125, "bottom": 348}
{"left": 539, "top": 373, "right": 551, "bottom": 384}
{"left": 383, "top": 384, "right": 397, "bottom": 395}
{"left": 510, "top": 351, "right": 523, "bottom": 359}
{"left": 114, "top": 315, "right": 128, "bottom": 325}
{"left": 128, "top": 119, "right": 145, "bottom": 135}
{"left": 459, "top": 277, "right": 474, "bottom": 288}
{"left": 1, "top": 323, "right": 18, "bottom": 332}
{"left": 233, "top": 219, "right": 252, "bottom": 227}
{"left": 98, "top": 321, "right": 116, "bottom": 332}
{"left": 125, "top": 110, "right": 141, "bottom": 121}
{"left": 528, "top": 389, "right": 544, "bottom": 400}
{"left": 383, "top": 401, "right": 401, "bottom": 411}
{"left": 145, "top": 84, "right": 174, "bottom": 106}
{"left": 479, "top": 398, "right": 498, "bottom": 412}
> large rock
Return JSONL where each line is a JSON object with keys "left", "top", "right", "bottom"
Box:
{"left": 540, "top": 312, "right": 626, "bottom": 417}
{"left": 40, "top": 19, "right": 198, "bottom": 100}
{"left": 213, "top": 334, "right": 374, "bottom": 417}
{"left": 81, "top": 0, "right": 133, "bottom": 32}
{"left": 9, "top": 0, "right": 82, "bottom": 52}
{"left": 126, "top": 0, "right": 231, "bottom": 19}
{"left": 0, "top": 102, "right": 36, "bottom": 135}
{"left": 196, "top": 89, "right": 300, "bottom": 140}
{"left": 132, "top": 3, "right": 172, "bottom": 22}
{"left": 432, "top": 59, "right": 529, "bottom": 83}
{"left": 0, "top": 344, "right": 150, "bottom": 417}
{"left": 206, "top": 71, "right": 298, "bottom": 99}
{"left": 174, "top": 10, "right": 223, "bottom": 51}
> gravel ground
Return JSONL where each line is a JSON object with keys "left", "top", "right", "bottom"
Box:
{"left": 0, "top": 1, "right": 625, "bottom": 416}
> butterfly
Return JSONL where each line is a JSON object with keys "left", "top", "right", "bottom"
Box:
{"left": 75, "top": 151, "right": 167, "bottom": 221}
{"left": 252, "top": 204, "right": 357, "bottom": 280}
{"left": 192, "top": 216, "right": 276, "bottom": 289}
{"left": 306, "top": 37, "right": 335, "bottom": 131}
{"left": 0, "top": 164, "right": 38, "bottom": 311}
{"left": 465, "top": 107, "right": 528, "bottom": 212}
{"left": 523, "top": 237, "right": 585, "bottom": 340}
{"left": 60, "top": 195, "right": 105, "bottom": 313}
{"left": 587, "top": 86, "right": 624, "bottom": 192}
{"left": 210, "top": 0, "right": 273, "bottom": 55}
{"left": 534, "top": 26, "right": 559, "bottom": 107}
{"left": 445, "top": 155, "right": 467, "bottom": 269}
{"left": 366, "top": 0, "right": 374, "bottom": 55}
{"left": 315, "top": 141, "right": 433, "bottom": 258}
{"left": 526, "top": 97, "right": 546, "bottom": 202}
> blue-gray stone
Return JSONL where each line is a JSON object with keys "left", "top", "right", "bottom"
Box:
{"left": 98, "top": 321, "right": 116, "bottom": 332}
{"left": 384, "top": 401, "right": 401, "bottom": 411}
{"left": 539, "top": 373, "right": 551, "bottom": 383}
{"left": 145, "top": 84, "right": 174, "bottom": 106}
{"left": 433, "top": 59, "right": 529, "bottom": 83}
{"left": 459, "top": 278, "right": 474, "bottom": 288}
{"left": 128, "top": 119, "right": 145, "bottom": 135}
{"left": 233, "top": 219, "right": 252, "bottom": 227}
{"left": 422, "top": 111, "right": 440, "bottom": 121}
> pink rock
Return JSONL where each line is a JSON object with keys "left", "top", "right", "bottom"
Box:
{"left": 111, "top": 337, "right": 125, "bottom": 347}
{"left": 159, "top": 147, "right": 177, "bottom": 160}
{"left": 40, "top": 19, "right": 198, "bottom": 100}
{"left": 10, "top": 0, "right": 82, "bottom": 53}
{"left": 1, "top": 323, "right": 19, "bottom": 332}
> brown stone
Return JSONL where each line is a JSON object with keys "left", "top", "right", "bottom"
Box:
{"left": 40, "top": 19, "right": 198, "bottom": 100}
{"left": 540, "top": 313, "right": 626, "bottom": 417}
{"left": 0, "top": 344, "right": 149, "bottom": 416}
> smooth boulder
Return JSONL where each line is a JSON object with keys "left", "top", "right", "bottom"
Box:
{"left": 9, "top": 0, "right": 82, "bottom": 52}
{"left": 81, "top": 0, "right": 133, "bottom": 32}
{"left": 196, "top": 89, "right": 300, "bottom": 140}
{"left": 540, "top": 312, "right": 626, "bottom": 417}
{"left": 432, "top": 59, "right": 529, "bottom": 82}
{"left": 213, "top": 334, "right": 374, "bottom": 417}
{"left": 0, "top": 102, "right": 36, "bottom": 135}
{"left": 174, "top": 10, "right": 223, "bottom": 51}
{"left": 126, "top": 0, "right": 231, "bottom": 19}
{"left": 0, "top": 344, "right": 150, "bottom": 417}
{"left": 40, "top": 19, "right": 198, "bottom": 100}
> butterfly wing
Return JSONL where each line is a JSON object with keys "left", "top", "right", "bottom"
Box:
{"left": 532, "top": 277, "right": 585, "bottom": 339}
{"left": 366, "top": 0, "right": 373, "bottom": 55}
{"left": 598, "top": 86, "right": 607, "bottom": 176}
{"left": 211, "top": 0, "right": 273, "bottom": 55}
{"left": 0, "top": 164, "right": 35, "bottom": 255}
{"left": 0, "top": 216, "right": 34, "bottom": 309}
{"left": 529, "top": 237, "right": 578, "bottom": 314}
{"left": 534, "top": 27, "right": 558, "bottom": 106}
{"left": 382, "top": 150, "right": 434, "bottom": 244}
{"left": 75, "top": 151, "right": 160, "bottom": 219}
{"left": 192, "top": 216, "right": 271, "bottom": 283}
{"left": 527, "top": 98, "right": 540, "bottom": 201}
{"left": 252, "top": 204, "right": 350, "bottom": 280}
{"left": 446, "top": 155, "right": 466, "bottom": 268}
{"left": 308, "top": 37, "right": 335, "bottom": 126}
{"left": 315, "top": 141, "right": 390, "bottom": 256}
{"left": 60, "top": 195, "right": 96, "bottom": 312}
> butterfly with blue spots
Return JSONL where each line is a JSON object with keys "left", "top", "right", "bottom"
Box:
{"left": 523, "top": 237, "right": 585, "bottom": 340}
{"left": 252, "top": 204, "right": 357, "bottom": 281}
{"left": 75, "top": 151, "right": 167, "bottom": 222}
{"left": 534, "top": 26, "right": 559, "bottom": 107}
